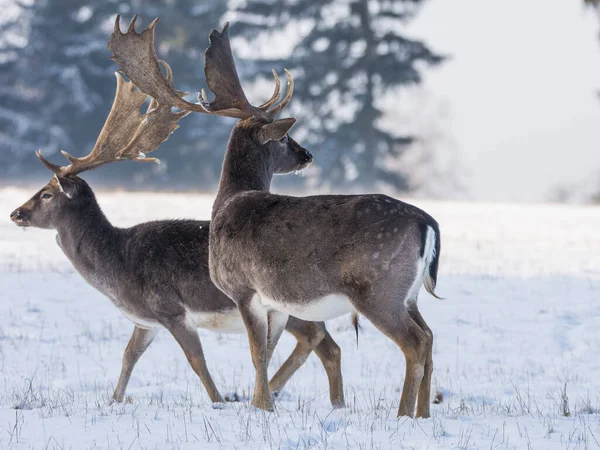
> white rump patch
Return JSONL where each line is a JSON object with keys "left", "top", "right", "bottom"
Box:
{"left": 405, "top": 225, "right": 437, "bottom": 305}
{"left": 422, "top": 225, "right": 438, "bottom": 296}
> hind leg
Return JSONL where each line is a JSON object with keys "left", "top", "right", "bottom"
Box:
{"left": 407, "top": 299, "right": 433, "bottom": 418}
{"left": 352, "top": 292, "right": 428, "bottom": 418}
{"left": 269, "top": 318, "right": 326, "bottom": 395}
{"left": 270, "top": 318, "right": 345, "bottom": 408}
{"left": 313, "top": 328, "right": 345, "bottom": 407}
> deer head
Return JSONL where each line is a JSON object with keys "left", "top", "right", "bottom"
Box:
{"left": 11, "top": 61, "right": 189, "bottom": 229}
{"left": 10, "top": 177, "right": 96, "bottom": 229}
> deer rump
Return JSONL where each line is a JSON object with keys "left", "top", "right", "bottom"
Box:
{"left": 209, "top": 191, "right": 440, "bottom": 320}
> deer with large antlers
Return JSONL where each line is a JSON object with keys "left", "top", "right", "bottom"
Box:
{"left": 10, "top": 54, "right": 345, "bottom": 407}
{"left": 109, "top": 17, "right": 440, "bottom": 418}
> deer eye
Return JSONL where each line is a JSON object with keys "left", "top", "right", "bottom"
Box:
{"left": 41, "top": 193, "right": 52, "bottom": 200}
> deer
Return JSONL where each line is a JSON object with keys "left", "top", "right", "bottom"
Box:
{"left": 108, "top": 16, "right": 441, "bottom": 418}
{"left": 9, "top": 55, "right": 345, "bottom": 408}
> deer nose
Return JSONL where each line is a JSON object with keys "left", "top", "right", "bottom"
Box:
{"left": 303, "top": 151, "right": 313, "bottom": 163}
{"left": 10, "top": 209, "right": 23, "bottom": 222}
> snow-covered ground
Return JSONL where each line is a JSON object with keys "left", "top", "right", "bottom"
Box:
{"left": 0, "top": 186, "right": 599, "bottom": 449}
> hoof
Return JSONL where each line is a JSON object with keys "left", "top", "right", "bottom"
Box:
{"left": 212, "top": 402, "right": 230, "bottom": 410}
{"left": 107, "top": 395, "right": 122, "bottom": 406}
{"left": 251, "top": 398, "right": 274, "bottom": 412}
{"left": 331, "top": 400, "right": 346, "bottom": 409}
{"left": 397, "top": 409, "right": 415, "bottom": 418}
{"left": 224, "top": 392, "right": 246, "bottom": 402}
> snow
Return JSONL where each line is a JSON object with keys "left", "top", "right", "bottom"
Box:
{"left": 0, "top": 186, "right": 599, "bottom": 449}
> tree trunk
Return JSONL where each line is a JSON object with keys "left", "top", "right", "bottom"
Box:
{"left": 356, "top": 0, "right": 377, "bottom": 187}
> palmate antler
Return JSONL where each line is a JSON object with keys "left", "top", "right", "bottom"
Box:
{"left": 108, "top": 16, "right": 293, "bottom": 122}
{"left": 37, "top": 61, "right": 189, "bottom": 177}
{"left": 198, "top": 23, "right": 294, "bottom": 119}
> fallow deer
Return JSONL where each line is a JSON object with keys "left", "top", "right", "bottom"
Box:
{"left": 109, "top": 17, "right": 440, "bottom": 418}
{"left": 10, "top": 57, "right": 344, "bottom": 407}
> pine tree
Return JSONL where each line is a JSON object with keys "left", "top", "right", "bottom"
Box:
{"left": 234, "top": 0, "right": 444, "bottom": 191}
{"left": 0, "top": 1, "right": 117, "bottom": 178}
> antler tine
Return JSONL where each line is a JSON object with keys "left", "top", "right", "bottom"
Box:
{"left": 147, "top": 60, "right": 188, "bottom": 113}
{"left": 60, "top": 150, "right": 77, "bottom": 163}
{"left": 258, "top": 70, "right": 281, "bottom": 110}
{"left": 266, "top": 69, "right": 294, "bottom": 117}
{"left": 128, "top": 14, "right": 138, "bottom": 33}
{"left": 36, "top": 150, "right": 63, "bottom": 176}
{"left": 113, "top": 15, "right": 122, "bottom": 34}
{"left": 147, "top": 17, "right": 160, "bottom": 32}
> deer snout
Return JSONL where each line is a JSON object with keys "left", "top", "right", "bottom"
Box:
{"left": 302, "top": 150, "right": 313, "bottom": 163}
{"left": 10, "top": 208, "right": 27, "bottom": 226}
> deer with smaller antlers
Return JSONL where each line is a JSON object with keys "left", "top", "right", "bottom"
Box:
{"left": 10, "top": 50, "right": 345, "bottom": 407}
{"left": 109, "top": 17, "right": 441, "bottom": 417}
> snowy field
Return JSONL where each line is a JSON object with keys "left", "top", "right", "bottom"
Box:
{"left": 0, "top": 186, "right": 599, "bottom": 449}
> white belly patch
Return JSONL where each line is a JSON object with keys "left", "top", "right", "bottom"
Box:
{"left": 116, "top": 306, "right": 160, "bottom": 329}
{"left": 257, "top": 293, "right": 355, "bottom": 321}
{"left": 186, "top": 309, "right": 246, "bottom": 334}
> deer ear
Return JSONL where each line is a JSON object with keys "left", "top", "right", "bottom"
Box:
{"left": 54, "top": 175, "right": 77, "bottom": 199}
{"left": 258, "top": 118, "right": 297, "bottom": 144}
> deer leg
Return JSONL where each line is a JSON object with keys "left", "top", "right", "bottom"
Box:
{"left": 407, "top": 301, "right": 433, "bottom": 418}
{"left": 113, "top": 326, "right": 158, "bottom": 403}
{"left": 269, "top": 341, "right": 312, "bottom": 395}
{"left": 313, "top": 328, "right": 345, "bottom": 408}
{"left": 270, "top": 318, "right": 345, "bottom": 408}
{"left": 269, "top": 318, "right": 326, "bottom": 395}
{"left": 353, "top": 297, "right": 428, "bottom": 418}
{"left": 238, "top": 296, "right": 273, "bottom": 411}
{"left": 162, "top": 317, "right": 225, "bottom": 404}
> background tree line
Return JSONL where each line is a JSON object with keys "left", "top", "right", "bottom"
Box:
{"left": 0, "top": 0, "right": 443, "bottom": 192}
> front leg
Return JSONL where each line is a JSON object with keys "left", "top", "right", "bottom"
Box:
{"left": 161, "top": 316, "right": 225, "bottom": 404}
{"left": 113, "top": 326, "right": 158, "bottom": 403}
{"left": 238, "top": 294, "right": 274, "bottom": 411}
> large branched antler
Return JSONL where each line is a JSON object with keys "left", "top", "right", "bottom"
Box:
{"left": 108, "top": 15, "right": 209, "bottom": 115}
{"left": 108, "top": 16, "right": 293, "bottom": 121}
{"left": 37, "top": 62, "right": 189, "bottom": 177}
{"left": 197, "top": 23, "right": 293, "bottom": 120}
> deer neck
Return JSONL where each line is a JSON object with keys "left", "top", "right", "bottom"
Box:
{"left": 54, "top": 197, "right": 122, "bottom": 277}
{"left": 213, "top": 142, "right": 274, "bottom": 215}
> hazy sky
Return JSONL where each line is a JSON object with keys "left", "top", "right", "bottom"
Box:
{"left": 407, "top": 0, "right": 600, "bottom": 201}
